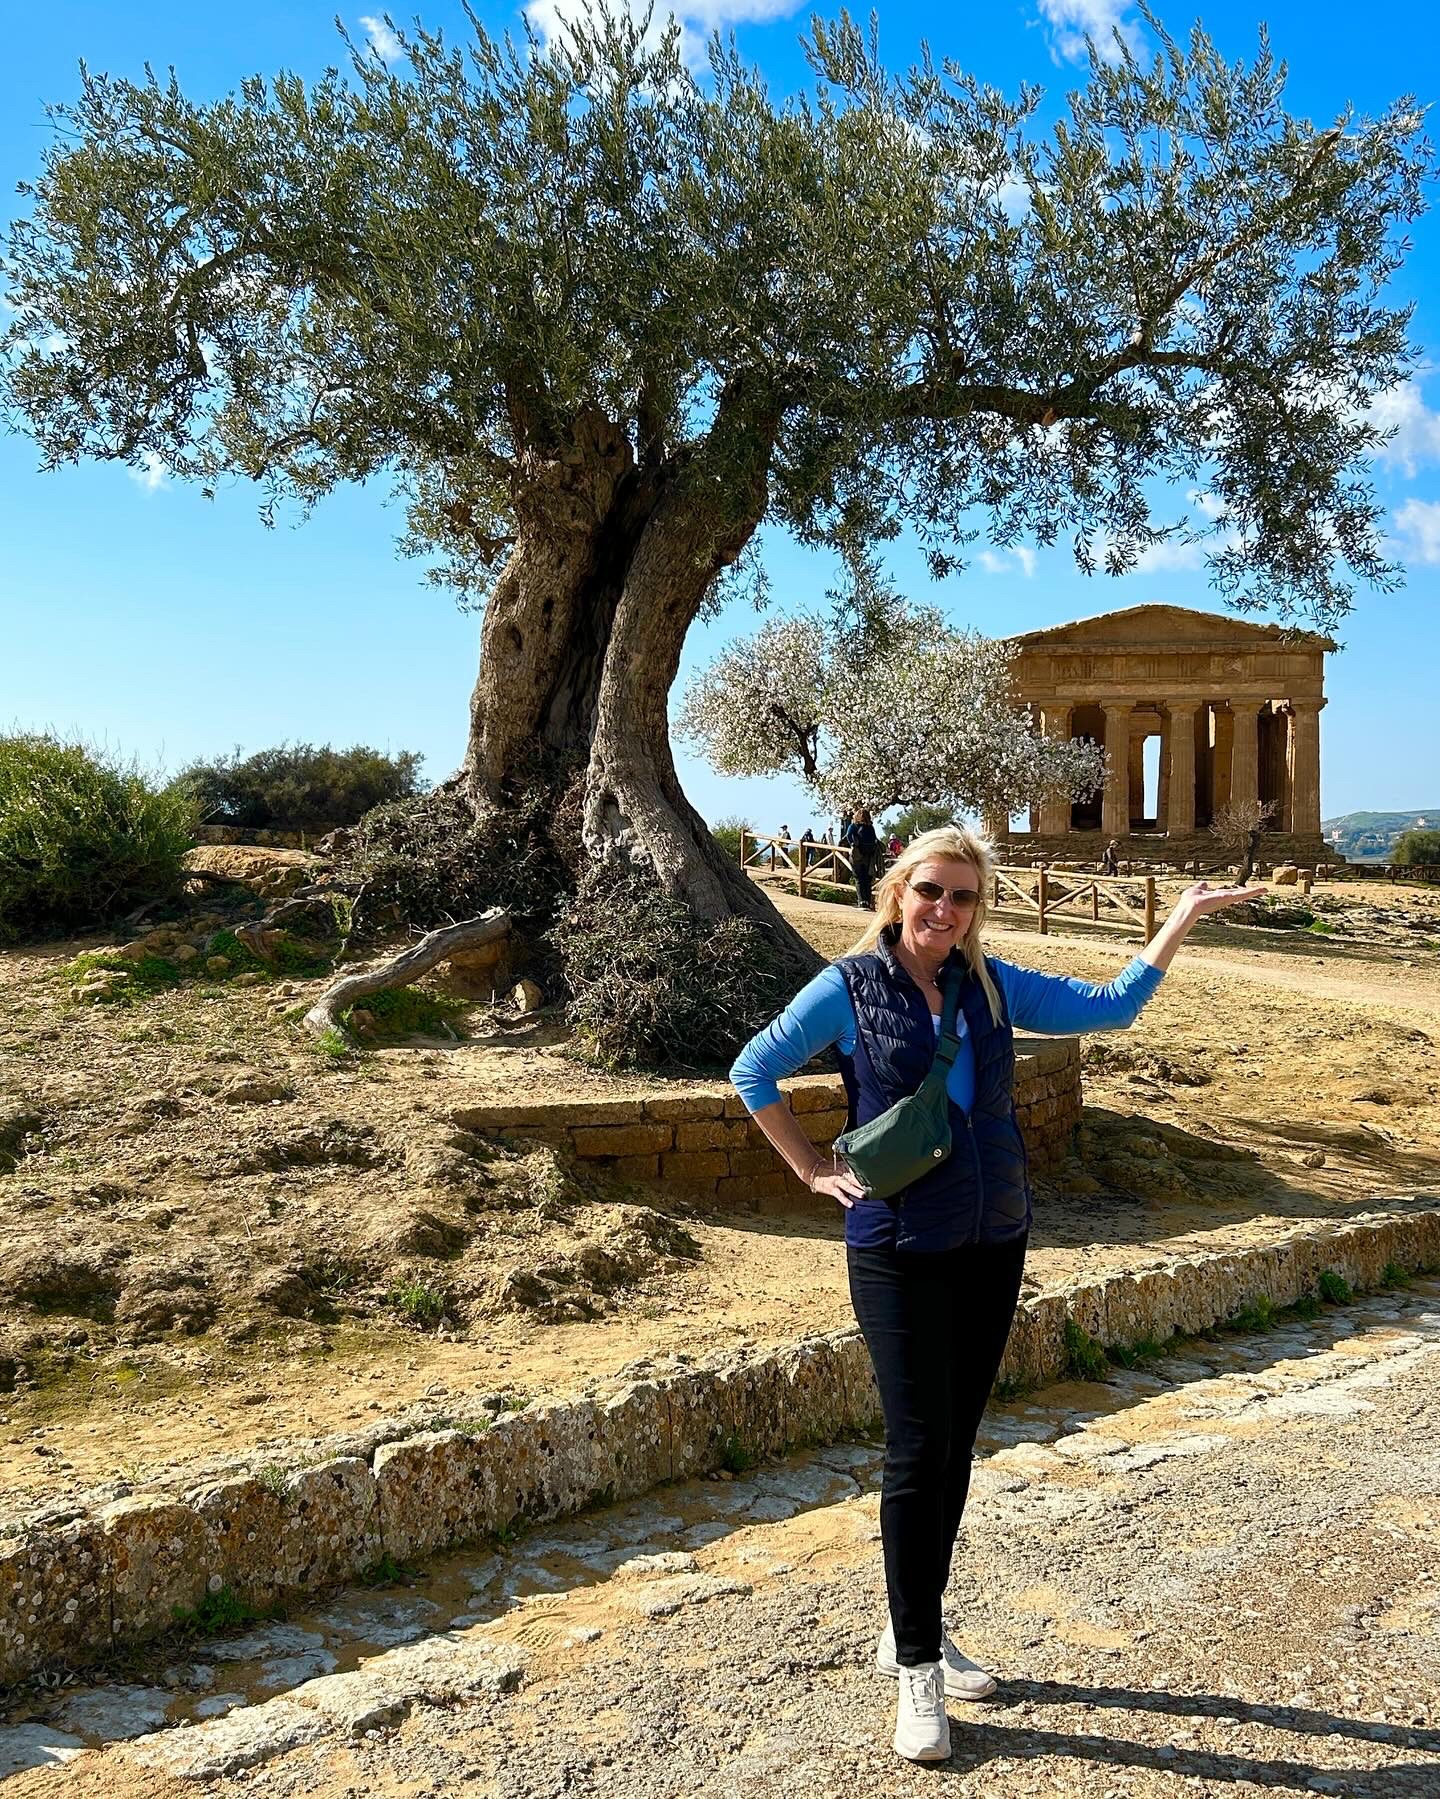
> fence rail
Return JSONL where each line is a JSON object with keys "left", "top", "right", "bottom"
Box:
{"left": 738, "top": 832, "right": 1158, "bottom": 941}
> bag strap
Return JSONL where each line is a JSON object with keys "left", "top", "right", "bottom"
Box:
{"left": 929, "top": 968, "right": 965, "bottom": 1074}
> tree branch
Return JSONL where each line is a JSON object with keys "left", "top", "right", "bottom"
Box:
{"left": 303, "top": 909, "right": 511, "bottom": 1040}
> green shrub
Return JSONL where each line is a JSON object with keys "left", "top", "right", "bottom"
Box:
{"left": 1392, "top": 828, "right": 1440, "bottom": 867}
{"left": 710, "top": 814, "right": 754, "bottom": 862}
{"left": 1318, "top": 1269, "right": 1354, "bottom": 1305}
{"left": 177, "top": 742, "right": 427, "bottom": 832}
{"left": 557, "top": 867, "right": 787, "bottom": 1071}
{"left": 1063, "top": 1317, "right": 1109, "bottom": 1382}
{"left": 718, "top": 1432, "right": 759, "bottom": 1474}
{"left": 1379, "top": 1260, "right": 1412, "bottom": 1289}
{"left": 388, "top": 1279, "right": 450, "bottom": 1325}
{"left": 1229, "top": 1294, "right": 1279, "bottom": 1333}
{"left": 0, "top": 734, "right": 196, "bottom": 943}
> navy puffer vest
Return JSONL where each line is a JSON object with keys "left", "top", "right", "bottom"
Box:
{"left": 835, "top": 928, "right": 1031, "bottom": 1252}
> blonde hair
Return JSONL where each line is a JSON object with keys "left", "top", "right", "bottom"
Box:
{"left": 846, "top": 825, "right": 1002, "bottom": 1024}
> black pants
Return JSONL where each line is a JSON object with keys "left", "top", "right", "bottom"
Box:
{"left": 848, "top": 1235, "right": 1029, "bottom": 1665}
{"left": 855, "top": 860, "right": 875, "bottom": 908}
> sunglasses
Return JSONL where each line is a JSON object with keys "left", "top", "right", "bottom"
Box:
{"left": 907, "top": 879, "right": 981, "bottom": 908}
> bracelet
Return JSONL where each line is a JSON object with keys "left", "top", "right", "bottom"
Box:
{"left": 802, "top": 1156, "right": 825, "bottom": 1190}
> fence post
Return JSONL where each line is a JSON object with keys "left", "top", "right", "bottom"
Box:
{"left": 1144, "top": 875, "right": 1156, "bottom": 943}
{"left": 1092, "top": 880, "right": 1099, "bottom": 922}
{"left": 738, "top": 828, "right": 748, "bottom": 869}
{"left": 797, "top": 843, "right": 808, "bottom": 899}
{"left": 1037, "top": 865, "right": 1049, "bottom": 936}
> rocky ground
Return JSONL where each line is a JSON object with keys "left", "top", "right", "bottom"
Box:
{"left": 5, "top": 1277, "right": 1438, "bottom": 1795}
{"left": 1, "top": 862, "right": 1438, "bottom": 1517}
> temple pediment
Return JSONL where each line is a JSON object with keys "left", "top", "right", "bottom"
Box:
{"left": 1011, "top": 604, "right": 1336, "bottom": 653}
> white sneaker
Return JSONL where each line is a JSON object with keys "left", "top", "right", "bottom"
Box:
{"left": 877, "top": 1619, "right": 998, "bottom": 1701}
{"left": 893, "top": 1660, "right": 951, "bottom": 1762}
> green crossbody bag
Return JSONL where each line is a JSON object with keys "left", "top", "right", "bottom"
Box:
{"left": 832, "top": 970, "right": 963, "bottom": 1201}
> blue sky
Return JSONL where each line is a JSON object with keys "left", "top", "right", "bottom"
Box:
{"left": 3, "top": 0, "right": 1438, "bottom": 834}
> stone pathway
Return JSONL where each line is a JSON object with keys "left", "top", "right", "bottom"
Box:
{"left": 5, "top": 1282, "right": 1440, "bottom": 1795}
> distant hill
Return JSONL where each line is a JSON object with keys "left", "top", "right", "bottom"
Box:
{"left": 1323, "top": 809, "right": 1439, "bottom": 861}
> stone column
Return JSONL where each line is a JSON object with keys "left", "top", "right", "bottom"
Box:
{"left": 1228, "top": 701, "right": 1263, "bottom": 814}
{"left": 1127, "top": 736, "right": 1146, "bottom": 827}
{"left": 1101, "top": 702, "right": 1133, "bottom": 838}
{"left": 1036, "top": 705, "right": 1074, "bottom": 836}
{"left": 1211, "top": 705, "right": 1234, "bottom": 815}
{"left": 1157, "top": 715, "right": 1171, "bottom": 829}
{"left": 1166, "top": 701, "right": 1199, "bottom": 835}
{"left": 1288, "top": 699, "right": 1324, "bottom": 837}
{"left": 983, "top": 805, "right": 1009, "bottom": 844}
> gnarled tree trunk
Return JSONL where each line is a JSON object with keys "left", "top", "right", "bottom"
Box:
{"left": 461, "top": 404, "right": 822, "bottom": 987}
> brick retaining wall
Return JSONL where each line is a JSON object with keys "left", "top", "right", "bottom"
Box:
{"left": 450, "top": 1036, "right": 1082, "bottom": 1211}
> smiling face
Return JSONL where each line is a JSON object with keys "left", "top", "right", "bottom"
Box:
{"left": 897, "top": 856, "right": 982, "bottom": 964}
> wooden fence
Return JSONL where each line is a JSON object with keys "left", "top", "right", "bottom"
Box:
{"left": 739, "top": 829, "right": 857, "bottom": 896}
{"left": 738, "top": 831, "right": 1158, "bottom": 941}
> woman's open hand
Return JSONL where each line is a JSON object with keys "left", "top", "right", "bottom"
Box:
{"left": 1176, "top": 879, "right": 1267, "bottom": 918}
{"left": 810, "top": 1162, "right": 868, "bottom": 1210}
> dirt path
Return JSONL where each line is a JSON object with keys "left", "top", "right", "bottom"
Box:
{"left": 9, "top": 1279, "right": 1440, "bottom": 1794}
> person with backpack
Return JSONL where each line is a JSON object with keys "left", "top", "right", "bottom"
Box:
{"left": 730, "top": 825, "right": 1260, "bottom": 1763}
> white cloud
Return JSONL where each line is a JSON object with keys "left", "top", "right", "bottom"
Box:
{"left": 1392, "top": 498, "right": 1440, "bottom": 565}
{"left": 1035, "top": 0, "right": 1143, "bottom": 67}
{"left": 524, "top": 0, "right": 802, "bottom": 68}
{"left": 1368, "top": 380, "right": 1440, "bottom": 477}
{"left": 127, "top": 452, "right": 170, "bottom": 494}
{"left": 359, "top": 15, "right": 403, "bottom": 63}
{"left": 978, "top": 547, "right": 1036, "bottom": 577}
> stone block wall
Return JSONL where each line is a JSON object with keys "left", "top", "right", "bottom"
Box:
{"left": 451, "top": 1037, "right": 1081, "bottom": 1212}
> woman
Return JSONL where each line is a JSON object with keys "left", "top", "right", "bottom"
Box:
{"left": 730, "top": 825, "right": 1259, "bottom": 1764}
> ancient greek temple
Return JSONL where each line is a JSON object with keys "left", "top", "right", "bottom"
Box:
{"left": 992, "top": 603, "right": 1334, "bottom": 862}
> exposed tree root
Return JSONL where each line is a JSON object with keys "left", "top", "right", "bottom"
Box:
{"left": 303, "top": 909, "right": 512, "bottom": 1039}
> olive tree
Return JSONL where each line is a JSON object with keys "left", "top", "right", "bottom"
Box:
{"left": 676, "top": 606, "right": 1105, "bottom": 818}
{"left": 2, "top": 5, "right": 1427, "bottom": 999}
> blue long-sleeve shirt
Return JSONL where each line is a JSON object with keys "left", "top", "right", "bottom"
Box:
{"left": 730, "top": 954, "right": 1164, "bottom": 1116}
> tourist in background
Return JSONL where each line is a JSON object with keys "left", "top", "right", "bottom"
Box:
{"left": 851, "top": 807, "right": 879, "bottom": 908}
{"left": 731, "top": 825, "right": 1260, "bottom": 1764}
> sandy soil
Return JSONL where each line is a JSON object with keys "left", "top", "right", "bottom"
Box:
{"left": 1, "top": 866, "right": 1437, "bottom": 1519}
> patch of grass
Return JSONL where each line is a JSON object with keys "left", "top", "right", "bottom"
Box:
{"left": 1289, "top": 1292, "right": 1322, "bottom": 1321}
{"left": 717, "top": 1432, "right": 759, "bottom": 1474}
{"left": 1306, "top": 919, "right": 1336, "bottom": 936}
{"left": 1318, "top": 1269, "right": 1354, "bottom": 1305}
{"left": 1227, "top": 1295, "right": 1280, "bottom": 1333}
{"left": 309, "top": 1025, "right": 354, "bottom": 1062}
{"left": 345, "top": 984, "right": 468, "bottom": 1038}
{"left": 359, "top": 1552, "right": 418, "bottom": 1588}
{"left": 1107, "top": 1334, "right": 1167, "bottom": 1369}
{"left": 1379, "top": 1261, "right": 1413, "bottom": 1289}
{"left": 387, "top": 1279, "right": 450, "bottom": 1326}
{"left": 170, "top": 1585, "right": 282, "bottom": 1636}
{"left": 62, "top": 949, "right": 183, "bottom": 1005}
{"left": 427, "top": 1413, "right": 492, "bottom": 1436}
{"left": 1063, "top": 1317, "right": 1110, "bottom": 1383}
{"left": 991, "top": 1374, "right": 1037, "bottom": 1403}
{"left": 256, "top": 1463, "right": 291, "bottom": 1500}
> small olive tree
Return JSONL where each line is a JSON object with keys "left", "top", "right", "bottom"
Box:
{"left": 1210, "top": 798, "right": 1278, "bottom": 883}
{"left": 676, "top": 607, "right": 1104, "bottom": 820}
